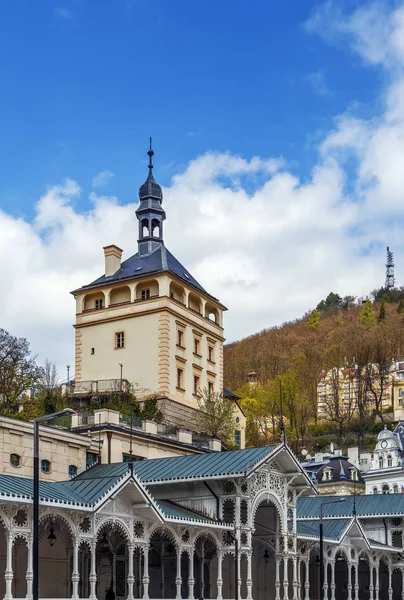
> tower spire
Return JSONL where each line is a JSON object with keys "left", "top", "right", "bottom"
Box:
{"left": 385, "top": 246, "right": 395, "bottom": 290}
{"left": 136, "top": 139, "right": 166, "bottom": 255}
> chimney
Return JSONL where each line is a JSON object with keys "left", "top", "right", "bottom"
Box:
{"left": 103, "top": 245, "right": 123, "bottom": 277}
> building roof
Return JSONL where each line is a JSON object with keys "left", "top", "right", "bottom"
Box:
{"left": 130, "top": 445, "right": 277, "bottom": 483}
{"left": 298, "top": 494, "right": 404, "bottom": 519}
{"left": 71, "top": 245, "right": 224, "bottom": 307}
{"left": 302, "top": 455, "right": 364, "bottom": 486}
{"left": 297, "top": 518, "right": 352, "bottom": 542}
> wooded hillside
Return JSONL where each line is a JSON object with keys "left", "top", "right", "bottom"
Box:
{"left": 223, "top": 290, "right": 404, "bottom": 450}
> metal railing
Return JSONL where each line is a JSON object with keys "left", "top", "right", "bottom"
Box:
{"left": 72, "top": 379, "right": 131, "bottom": 394}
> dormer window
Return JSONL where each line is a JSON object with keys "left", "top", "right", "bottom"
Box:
{"left": 351, "top": 469, "right": 358, "bottom": 481}
{"left": 323, "top": 469, "right": 331, "bottom": 482}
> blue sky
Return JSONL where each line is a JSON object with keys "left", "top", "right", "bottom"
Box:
{"left": 1, "top": 0, "right": 404, "bottom": 371}
{"left": 0, "top": 0, "right": 380, "bottom": 215}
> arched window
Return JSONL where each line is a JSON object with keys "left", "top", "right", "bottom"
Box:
{"left": 379, "top": 457, "right": 384, "bottom": 469}
{"left": 69, "top": 465, "right": 78, "bottom": 478}
{"left": 399, "top": 389, "right": 403, "bottom": 398}
{"left": 393, "top": 484, "right": 399, "bottom": 494}
{"left": 382, "top": 484, "right": 390, "bottom": 495}
{"left": 351, "top": 469, "right": 358, "bottom": 481}
{"left": 41, "top": 459, "right": 51, "bottom": 473}
{"left": 373, "top": 487, "right": 378, "bottom": 495}
{"left": 151, "top": 218, "right": 160, "bottom": 238}
{"left": 388, "top": 455, "right": 393, "bottom": 467}
{"left": 10, "top": 453, "right": 20, "bottom": 467}
{"left": 141, "top": 219, "right": 149, "bottom": 237}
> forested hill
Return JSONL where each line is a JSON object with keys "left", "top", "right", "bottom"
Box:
{"left": 223, "top": 290, "right": 404, "bottom": 393}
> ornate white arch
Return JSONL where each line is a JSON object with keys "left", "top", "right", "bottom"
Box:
{"left": 39, "top": 510, "right": 76, "bottom": 538}
{"left": 96, "top": 517, "right": 131, "bottom": 542}
{"left": 192, "top": 529, "right": 220, "bottom": 549}
{"left": 147, "top": 524, "right": 179, "bottom": 546}
{"left": 251, "top": 490, "right": 284, "bottom": 531}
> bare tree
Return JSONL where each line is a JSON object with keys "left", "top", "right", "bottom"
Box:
{"left": 0, "top": 328, "right": 42, "bottom": 413}
{"left": 196, "top": 389, "right": 236, "bottom": 447}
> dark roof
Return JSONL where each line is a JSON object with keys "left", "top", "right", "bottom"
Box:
{"left": 71, "top": 245, "right": 224, "bottom": 307}
{"left": 302, "top": 455, "right": 364, "bottom": 485}
{"left": 297, "top": 518, "right": 352, "bottom": 542}
{"left": 297, "top": 494, "right": 404, "bottom": 519}
{"left": 130, "top": 446, "right": 277, "bottom": 483}
{"left": 223, "top": 388, "right": 241, "bottom": 401}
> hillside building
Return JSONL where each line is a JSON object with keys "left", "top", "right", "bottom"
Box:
{"left": 70, "top": 144, "right": 245, "bottom": 447}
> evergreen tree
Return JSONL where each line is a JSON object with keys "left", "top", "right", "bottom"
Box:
{"left": 360, "top": 299, "right": 376, "bottom": 325}
{"left": 378, "top": 301, "right": 386, "bottom": 322}
{"left": 307, "top": 309, "right": 321, "bottom": 330}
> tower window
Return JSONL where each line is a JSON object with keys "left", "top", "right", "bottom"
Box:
{"left": 177, "top": 330, "right": 184, "bottom": 348}
{"left": 388, "top": 455, "right": 393, "bottom": 467}
{"left": 208, "top": 346, "right": 214, "bottom": 362}
{"left": 177, "top": 368, "right": 184, "bottom": 390}
{"left": 379, "top": 457, "right": 384, "bottom": 469}
{"left": 193, "top": 338, "right": 200, "bottom": 355}
{"left": 115, "top": 332, "right": 125, "bottom": 349}
{"left": 91, "top": 347, "right": 95, "bottom": 355}
{"left": 10, "top": 454, "right": 21, "bottom": 467}
{"left": 193, "top": 375, "right": 200, "bottom": 396}
{"left": 95, "top": 298, "right": 103, "bottom": 309}
{"left": 234, "top": 430, "right": 241, "bottom": 449}
{"left": 208, "top": 382, "right": 214, "bottom": 399}
{"left": 41, "top": 459, "right": 51, "bottom": 473}
{"left": 141, "top": 289, "right": 150, "bottom": 301}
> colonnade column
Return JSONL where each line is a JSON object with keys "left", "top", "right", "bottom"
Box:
{"left": 142, "top": 547, "right": 150, "bottom": 600}
{"left": 127, "top": 545, "right": 134, "bottom": 600}
{"left": 89, "top": 540, "right": 97, "bottom": 600}
{"left": 369, "top": 565, "right": 374, "bottom": 600}
{"left": 4, "top": 532, "right": 13, "bottom": 600}
{"left": 292, "top": 557, "right": 298, "bottom": 600}
{"left": 275, "top": 555, "right": 281, "bottom": 600}
{"left": 175, "top": 547, "right": 182, "bottom": 600}
{"left": 25, "top": 534, "right": 33, "bottom": 600}
{"left": 71, "top": 539, "right": 80, "bottom": 600}
{"left": 388, "top": 565, "right": 393, "bottom": 600}
{"left": 188, "top": 550, "right": 195, "bottom": 600}
{"left": 323, "top": 562, "right": 329, "bottom": 600}
{"left": 304, "top": 559, "right": 310, "bottom": 600}
{"left": 246, "top": 551, "right": 253, "bottom": 600}
{"left": 353, "top": 564, "right": 359, "bottom": 600}
{"left": 374, "top": 561, "right": 380, "bottom": 600}
{"left": 330, "top": 561, "right": 336, "bottom": 600}
{"left": 283, "top": 556, "right": 289, "bottom": 600}
{"left": 347, "top": 563, "right": 352, "bottom": 600}
{"left": 216, "top": 551, "right": 223, "bottom": 600}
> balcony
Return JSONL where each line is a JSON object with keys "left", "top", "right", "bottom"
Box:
{"left": 71, "top": 379, "right": 131, "bottom": 395}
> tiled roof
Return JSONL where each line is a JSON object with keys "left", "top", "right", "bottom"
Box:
{"left": 298, "top": 494, "right": 404, "bottom": 519}
{"left": 303, "top": 456, "right": 364, "bottom": 486}
{"left": 72, "top": 245, "right": 223, "bottom": 306}
{"left": 297, "top": 518, "right": 352, "bottom": 542}
{"left": 131, "top": 446, "right": 277, "bottom": 483}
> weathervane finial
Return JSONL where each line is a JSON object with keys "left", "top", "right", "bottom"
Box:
{"left": 148, "top": 137, "right": 154, "bottom": 170}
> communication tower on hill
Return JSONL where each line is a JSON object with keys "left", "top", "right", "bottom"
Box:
{"left": 385, "top": 246, "right": 395, "bottom": 290}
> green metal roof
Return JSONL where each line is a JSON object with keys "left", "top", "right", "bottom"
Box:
{"left": 297, "top": 518, "right": 352, "bottom": 542}
{"left": 298, "top": 494, "right": 404, "bottom": 519}
{"left": 0, "top": 474, "right": 91, "bottom": 506}
{"left": 131, "top": 446, "right": 277, "bottom": 483}
{"left": 156, "top": 500, "right": 227, "bottom": 526}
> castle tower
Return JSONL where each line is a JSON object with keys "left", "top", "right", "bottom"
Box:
{"left": 71, "top": 143, "right": 229, "bottom": 431}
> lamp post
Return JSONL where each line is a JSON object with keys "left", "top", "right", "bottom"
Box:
{"left": 319, "top": 498, "right": 345, "bottom": 600}
{"left": 119, "top": 363, "right": 123, "bottom": 392}
{"left": 33, "top": 408, "right": 75, "bottom": 600}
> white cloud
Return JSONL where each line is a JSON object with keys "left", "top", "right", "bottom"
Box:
{"left": 2, "top": 2, "right": 404, "bottom": 377}
{"left": 55, "top": 7, "right": 73, "bottom": 20}
{"left": 92, "top": 170, "right": 114, "bottom": 188}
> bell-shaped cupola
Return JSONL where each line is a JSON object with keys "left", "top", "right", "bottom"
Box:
{"left": 136, "top": 139, "right": 166, "bottom": 256}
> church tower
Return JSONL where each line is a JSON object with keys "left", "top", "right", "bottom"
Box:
{"left": 71, "top": 143, "right": 243, "bottom": 438}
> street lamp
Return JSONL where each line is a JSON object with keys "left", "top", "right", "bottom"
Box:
{"left": 319, "top": 498, "right": 345, "bottom": 600}
{"left": 119, "top": 363, "right": 123, "bottom": 392}
{"left": 66, "top": 365, "right": 70, "bottom": 388}
{"left": 33, "top": 408, "right": 75, "bottom": 600}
